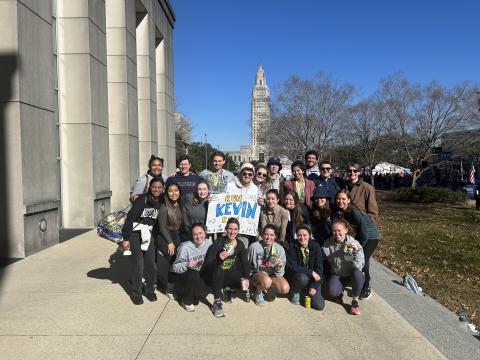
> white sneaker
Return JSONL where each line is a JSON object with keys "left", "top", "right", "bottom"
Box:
{"left": 166, "top": 283, "right": 175, "bottom": 300}
{"left": 182, "top": 302, "right": 195, "bottom": 312}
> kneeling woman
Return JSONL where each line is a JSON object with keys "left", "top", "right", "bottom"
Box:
{"left": 204, "top": 217, "right": 250, "bottom": 318}
{"left": 171, "top": 223, "right": 212, "bottom": 311}
{"left": 121, "top": 177, "right": 164, "bottom": 305}
{"left": 322, "top": 219, "right": 365, "bottom": 315}
{"left": 248, "top": 224, "right": 290, "bottom": 306}
{"left": 286, "top": 225, "right": 325, "bottom": 310}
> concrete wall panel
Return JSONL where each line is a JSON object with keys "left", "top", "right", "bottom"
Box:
{"left": 19, "top": 0, "right": 52, "bottom": 24}
{"left": 107, "top": 82, "right": 128, "bottom": 133}
{"left": 88, "top": 0, "right": 107, "bottom": 32}
{"left": 90, "top": 57, "right": 109, "bottom": 128}
{"left": 57, "top": 0, "right": 88, "bottom": 18}
{"left": 92, "top": 125, "right": 110, "bottom": 194}
{"left": 58, "top": 54, "right": 91, "bottom": 124}
{"left": 20, "top": 104, "right": 58, "bottom": 203}
{"left": 24, "top": 209, "right": 59, "bottom": 256}
{"left": 106, "top": 55, "right": 127, "bottom": 82}
{"left": 89, "top": 20, "right": 107, "bottom": 64}
{"left": 17, "top": 2, "right": 54, "bottom": 111}
{"left": 58, "top": 18, "right": 90, "bottom": 54}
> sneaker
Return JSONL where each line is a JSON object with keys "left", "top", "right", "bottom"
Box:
{"left": 222, "top": 287, "right": 233, "bottom": 304}
{"left": 350, "top": 299, "right": 361, "bottom": 315}
{"left": 212, "top": 300, "right": 225, "bottom": 318}
{"left": 145, "top": 293, "right": 157, "bottom": 302}
{"left": 130, "top": 295, "right": 143, "bottom": 305}
{"left": 335, "top": 294, "right": 344, "bottom": 305}
{"left": 360, "top": 287, "right": 372, "bottom": 300}
{"left": 182, "top": 301, "right": 195, "bottom": 312}
{"left": 290, "top": 292, "right": 300, "bottom": 305}
{"left": 166, "top": 283, "right": 175, "bottom": 300}
{"left": 254, "top": 292, "right": 266, "bottom": 306}
{"left": 264, "top": 288, "right": 277, "bottom": 302}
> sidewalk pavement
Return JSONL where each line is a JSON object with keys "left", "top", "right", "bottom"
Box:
{"left": 0, "top": 230, "right": 475, "bottom": 360}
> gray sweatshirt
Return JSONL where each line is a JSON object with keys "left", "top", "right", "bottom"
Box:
{"left": 248, "top": 241, "right": 286, "bottom": 277}
{"left": 171, "top": 239, "right": 213, "bottom": 274}
{"left": 199, "top": 169, "right": 235, "bottom": 194}
{"left": 322, "top": 235, "right": 365, "bottom": 277}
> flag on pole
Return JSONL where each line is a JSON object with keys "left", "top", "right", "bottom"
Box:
{"left": 460, "top": 161, "right": 464, "bottom": 182}
{"left": 469, "top": 162, "right": 476, "bottom": 184}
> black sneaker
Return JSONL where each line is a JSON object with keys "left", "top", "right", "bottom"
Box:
{"left": 145, "top": 293, "right": 157, "bottom": 302}
{"left": 212, "top": 300, "right": 225, "bottom": 317}
{"left": 360, "top": 287, "right": 372, "bottom": 300}
{"left": 222, "top": 287, "right": 232, "bottom": 304}
{"left": 264, "top": 288, "right": 277, "bottom": 302}
{"left": 130, "top": 295, "right": 143, "bottom": 305}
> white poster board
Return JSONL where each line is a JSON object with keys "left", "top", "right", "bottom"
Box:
{"left": 206, "top": 193, "right": 261, "bottom": 236}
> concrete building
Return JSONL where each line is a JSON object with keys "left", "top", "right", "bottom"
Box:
{"left": 228, "top": 65, "right": 271, "bottom": 164}
{"left": 0, "top": 0, "right": 176, "bottom": 259}
{"left": 251, "top": 64, "right": 270, "bottom": 162}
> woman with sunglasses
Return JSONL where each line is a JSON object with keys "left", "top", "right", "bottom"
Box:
{"left": 345, "top": 163, "right": 378, "bottom": 223}
{"left": 254, "top": 164, "right": 269, "bottom": 205}
{"left": 332, "top": 189, "right": 379, "bottom": 301}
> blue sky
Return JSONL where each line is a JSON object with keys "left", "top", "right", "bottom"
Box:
{"left": 171, "top": 0, "right": 480, "bottom": 150}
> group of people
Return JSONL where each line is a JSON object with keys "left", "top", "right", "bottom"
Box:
{"left": 120, "top": 150, "right": 380, "bottom": 318}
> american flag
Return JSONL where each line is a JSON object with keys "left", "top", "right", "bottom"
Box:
{"left": 469, "top": 162, "right": 476, "bottom": 184}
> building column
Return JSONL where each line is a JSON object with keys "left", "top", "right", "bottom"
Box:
{"left": 136, "top": 13, "right": 157, "bottom": 174}
{"left": 106, "top": 0, "right": 138, "bottom": 210}
{"left": 156, "top": 33, "right": 175, "bottom": 174}
{"left": 58, "top": 0, "right": 110, "bottom": 229}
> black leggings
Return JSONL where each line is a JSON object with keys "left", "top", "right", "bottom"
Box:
{"left": 210, "top": 266, "right": 243, "bottom": 299}
{"left": 362, "top": 239, "right": 379, "bottom": 289}
{"left": 156, "top": 231, "right": 184, "bottom": 287}
{"left": 129, "top": 232, "right": 156, "bottom": 297}
{"left": 171, "top": 270, "right": 208, "bottom": 305}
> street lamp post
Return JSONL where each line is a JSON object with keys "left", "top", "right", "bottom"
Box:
{"left": 204, "top": 133, "right": 208, "bottom": 170}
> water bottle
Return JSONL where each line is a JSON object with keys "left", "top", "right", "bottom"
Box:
{"left": 304, "top": 295, "right": 311, "bottom": 309}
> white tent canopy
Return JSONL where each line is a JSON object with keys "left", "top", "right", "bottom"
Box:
{"left": 373, "top": 162, "right": 411, "bottom": 175}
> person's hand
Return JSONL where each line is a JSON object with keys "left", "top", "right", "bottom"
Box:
{"left": 130, "top": 194, "right": 139, "bottom": 202}
{"left": 309, "top": 288, "right": 317, "bottom": 296}
{"left": 311, "top": 271, "right": 321, "bottom": 282}
{"left": 219, "top": 250, "right": 229, "bottom": 260}
{"left": 188, "top": 259, "right": 198, "bottom": 268}
{"left": 274, "top": 258, "right": 283, "bottom": 268}
{"left": 350, "top": 243, "right": 359, "bottom": 252}
{"left": 257, "top": 196, "right": 265, "bottom": 206}
{"left": 167, "top": 242, "right": 175, "bottom": 256}
{"left": 121, "top": 240, "right": 130, "bottom": 251}
{"left": 207, "top": 195, "right": 213, "bottom": 202}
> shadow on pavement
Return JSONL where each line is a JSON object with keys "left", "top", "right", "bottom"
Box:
{"left": 87, "top": 250, "right": 132, "bottom": 296}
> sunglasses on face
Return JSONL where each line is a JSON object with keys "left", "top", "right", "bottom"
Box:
{"left": 347, "top": 169, "right": 359, "bottom": 174}
{"left": 321, "top": 167, "right": 331, "bottom": 171}
{"left": 242, "top": 172, "right": 254, "bottom": 177}
{"left": 256, "top": 172, "right": 267, "bottom": 178}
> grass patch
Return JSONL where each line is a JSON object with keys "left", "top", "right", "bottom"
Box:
{"left": 375, "top": 192, "right": 480, "bottom": 327}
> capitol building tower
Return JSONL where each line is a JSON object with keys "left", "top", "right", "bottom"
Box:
{"left": 251, "top": 65, "right": 270, "bottom": 162}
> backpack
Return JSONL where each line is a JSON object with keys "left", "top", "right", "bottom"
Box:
{"left": 402, "top": 274, "right": 424, "bottom": 296}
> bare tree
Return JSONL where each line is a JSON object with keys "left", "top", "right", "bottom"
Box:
{"left": 379, "top": 73, "right": 478, "bottom": 188}
{"left": 268, "top": 73, "right": 355, "bottom": 161}
{"left": 347, "top": 98, "right": 388, "bottom": 183}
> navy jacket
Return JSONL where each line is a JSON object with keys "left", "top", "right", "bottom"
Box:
{"left": 286, "top": 240, "right": 323, "bottom": 290}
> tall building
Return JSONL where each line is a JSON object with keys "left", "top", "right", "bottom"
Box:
{"left": 0, "top": 0, "right": 176, "bottom": 259}
{"left": 251, "top": 65, "right": 270, "bottom": 162}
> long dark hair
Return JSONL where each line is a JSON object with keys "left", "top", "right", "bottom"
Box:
{"left": 147, "top": 155, "right": 164, "bottom": 174}
{"left": 147, "top": 176, "right": 164, "bottom": 202}
{"left": 163, "top": 182, "right": 188, "bottom": 232}
{"left": 284, "top": 190, "right": 304, "bottom": 225}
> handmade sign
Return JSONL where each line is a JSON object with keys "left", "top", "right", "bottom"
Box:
{"left": 206, "top": 193, "right": 260, "bottom": 235}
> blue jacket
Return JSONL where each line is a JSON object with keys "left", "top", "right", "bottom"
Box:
{"left": 286, "top": 240, "right": 323, "bottom": 290}
{"left": 315, "top": 176, "right": 344, "bottom": 205}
